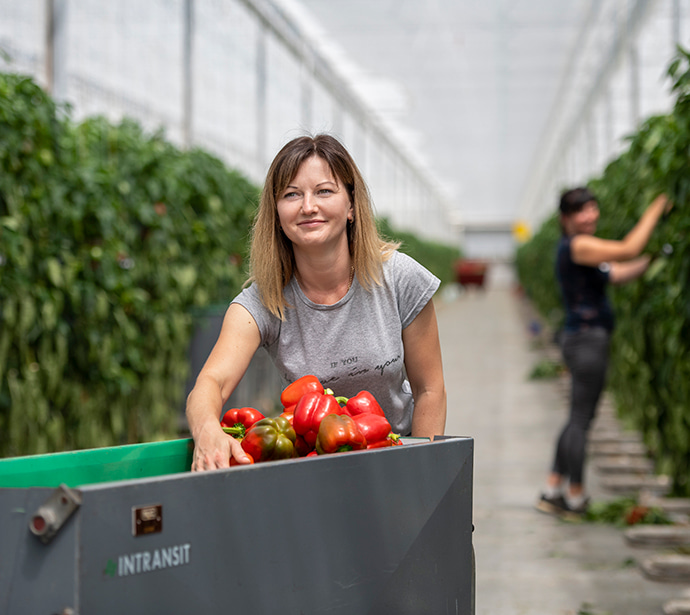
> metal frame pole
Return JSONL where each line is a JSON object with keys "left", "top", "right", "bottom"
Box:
{"left": 45, "top": 0, "right": 67, "bottom": 98}
{"left": 300, "top": 55, "right": 313, "bottom": 131}
{"left": 628, "top": 7, "right": 640, "bottom": 129}
{"left": 182, "top": 0, "right": 194, "bottom": 149}
{"left": 45, "top": 0, "right": 54, "bottom": 94}
{"left": 256, "top": 24, "right": 268, "bottom": 170}
{"left": 673, "top": 0, "right": 681, "bottom": 47}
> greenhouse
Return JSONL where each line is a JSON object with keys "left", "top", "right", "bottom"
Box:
{"left": 1, "top": 1, "right": 690, "bottom": 614}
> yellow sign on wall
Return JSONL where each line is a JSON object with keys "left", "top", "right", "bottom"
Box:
{"left": 512, "top": 220, "right": 531, "bottom": 243}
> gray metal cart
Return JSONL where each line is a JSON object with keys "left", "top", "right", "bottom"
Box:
{"left": 1, "top": 436, "right": 474, "bottom": 614}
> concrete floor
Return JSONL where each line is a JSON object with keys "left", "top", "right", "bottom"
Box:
{"left": 437, "top": 264, "right": 683, "bottom": 615}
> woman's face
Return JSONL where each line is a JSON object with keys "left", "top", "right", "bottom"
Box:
{"left": 564, "top": 200, "right": 599, "bottom": 236}
{"left": 276, "top": 155, "right": 353, "bottom": 253}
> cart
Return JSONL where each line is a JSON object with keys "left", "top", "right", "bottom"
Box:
{"left": 1, "top": 436, "right": 474, "bottom": 614}
{"left": 455, "top": 259, "right": 488, "bottom": 289}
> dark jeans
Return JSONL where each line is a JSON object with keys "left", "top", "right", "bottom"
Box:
{"left": 551, "top": 327, "right": 611, "bottom": 486}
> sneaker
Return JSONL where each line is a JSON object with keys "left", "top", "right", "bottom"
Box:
{"left": 535, "top": 493, "right": 569, "bottom": 517}
{"left": 562, "top": 496, "right": 590, "bottom": 520}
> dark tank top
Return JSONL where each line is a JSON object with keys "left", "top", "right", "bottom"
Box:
{"left": 556, "top": 235, "right": 614, "bottom": 332}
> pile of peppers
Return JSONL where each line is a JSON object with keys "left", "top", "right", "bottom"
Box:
{"left": 220, "top": 375, "right": 401, "bottom": 464}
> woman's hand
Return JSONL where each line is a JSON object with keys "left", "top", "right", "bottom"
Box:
{"left": 659, "top": 193, "right": 674, "bottom": 216}
{"left": 191, "top": 421, "right": 252, "bottom": 471}
{"left": 186, "top": 303, "right": 262, "bottom": 471}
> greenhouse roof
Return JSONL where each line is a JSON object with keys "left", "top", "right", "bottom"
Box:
{"left": 278, "top": 0, "right": 677, "bottom": 229}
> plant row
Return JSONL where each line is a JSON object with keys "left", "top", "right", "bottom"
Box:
{"left": 515, "top": 48, "right": 690, "bottom": 495}
{"left": 0, "top": 72, "right": 257, "bottom": 456}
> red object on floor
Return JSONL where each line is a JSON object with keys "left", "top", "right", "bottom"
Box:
{"left": 454, "top": 259, "right": 488, "bottom": 288}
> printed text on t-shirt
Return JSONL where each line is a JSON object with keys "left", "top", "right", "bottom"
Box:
{"left": 375, "top": 354, "right": 401, "bottom": 376}
{"left": 331, "top": 356, "right": 358, "bottom": 368}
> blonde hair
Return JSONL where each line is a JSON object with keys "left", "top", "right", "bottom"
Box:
{"left": 249, "top": 134, "right": 398, "bottom": 319}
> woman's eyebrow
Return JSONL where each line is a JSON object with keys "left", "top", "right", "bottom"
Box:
{"left": 284, "top": 179, "right": 337, "bottom": 190}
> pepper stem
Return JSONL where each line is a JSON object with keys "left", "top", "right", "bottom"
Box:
{"left": 335, "top": 396, "right": 349, "bottom": 405}
{"left": 222, "top": 423, "right": 246, "bottom": 439}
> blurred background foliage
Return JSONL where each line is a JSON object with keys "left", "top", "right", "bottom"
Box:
{"left": 376, "top": 217, "right": 462, "bottom": 287}
{"left": 515, "top": 48, "right": 690, "bottom": 495}
{"left": 0, "top": 72, "right": 257, "bottom": 456}
{"left": 0, "top": 72, "right": 461, "bottom": 457}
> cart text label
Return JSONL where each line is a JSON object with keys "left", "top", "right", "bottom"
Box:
{"left": 105, "top": 543, "right": 191, "bottom": 578}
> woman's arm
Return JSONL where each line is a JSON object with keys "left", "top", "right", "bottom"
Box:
{"left": 402, "top": 300, "right": 447, "bottom": 439}
{"left": 186, "top": 303, "right": 262, "bottom": 471}
{"left": 571, "top": 194, "right": 670, "bottom": 266}
{"left": 609, "top": 255, "right": 651, "bottom": 285}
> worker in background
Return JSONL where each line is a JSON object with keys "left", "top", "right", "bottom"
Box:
{"left": 536, "top": 187, "right": 671, "bottom": 518}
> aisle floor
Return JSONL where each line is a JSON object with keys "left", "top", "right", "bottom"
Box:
{"left": 437, "top": 265, "right": 682, "bottom": 615}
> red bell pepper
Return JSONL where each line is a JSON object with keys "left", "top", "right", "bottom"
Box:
{"left": 220, "top": 407, "right": 265, "bottom": 439}
{"left": 241, "top": 416, "right": 297, "bottom": 462}
{"left": 367, "top": 434, "right": 403, "bottom": 449}
{"left": 293, "top": 389, "right": 347, "bottom": 447}
{"left": 315, "top": 414, "right": 367, "bottom": 454}
{"left": 230, "top": 455, "right": 255, "bottom": 466}
{"left": 280, "top": 375, "right": 324, "bottom": 413}
{"left": 279, "top": 408, "right": 295, "bottom": 425}
{"left": 294, "top": 434, "right": 313, "bottom": 457}
{"left": 344, "top": 391, "right": 386, "bottom": 418}
{"left": 352, "top": 413, "right": 392, "bottom": 445}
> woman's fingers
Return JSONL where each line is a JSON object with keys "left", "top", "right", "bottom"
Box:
{"left": 190, "top": 431, "right": 254, "bottom": 471}
{"left": 229, "top": 438, "right": 253, "bottom": 465}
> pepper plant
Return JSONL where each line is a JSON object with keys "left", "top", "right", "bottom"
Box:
{"left": 0, "top": 73, "right": 257, "bottom": 456}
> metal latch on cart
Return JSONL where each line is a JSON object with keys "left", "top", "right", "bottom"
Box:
{"left": 29, "top": 484, "right": 82, "bottom": 544}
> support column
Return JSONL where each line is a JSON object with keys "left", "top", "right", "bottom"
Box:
{"left": 300, "top": 55, "right": 313, "bottom": 132}
{"left": 45, "top": 0, "right": 67, "bottom": 98}
{"left": 256, "top": 24, "right": 268, "bottom": 170}
{"left": 586, "top": 113, "right": 596, "bottom": 177}
{"left": 604, "top": 85, "right": 613, "bottom": 163}
{"left": 629, "top": 45, "right": 640, "bottom": 129}
{"left": 628, "top": 6, "right": 640, "bottom": 129}
{"left": 182, "top": 0, "right": 195, "bottom": 149}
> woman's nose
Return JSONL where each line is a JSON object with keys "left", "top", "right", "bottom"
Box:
{"left": 301, "top": 193, "right": 318, "bottom": 213}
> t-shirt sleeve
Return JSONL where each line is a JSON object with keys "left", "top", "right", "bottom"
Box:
{"left": 231, "top": 283, "right": 281, "bottom": 346}
{"left": 391, "top": 251, "right": 441, "bottom": 329}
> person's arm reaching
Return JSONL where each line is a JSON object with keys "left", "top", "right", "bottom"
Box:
{"left": 186, "top": 303, "right": 261, "bottom": 470}
{"left": 571, "top": 194, "right": 670, "bottom": 266}
{"left": 609, "top": 255, "right": 651, "bottom": 285}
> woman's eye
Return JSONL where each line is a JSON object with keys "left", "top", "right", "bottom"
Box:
{"left": 317, "top": 189, "right": 333, "bottom": 195}
{"left": 283, "top": 191, "right": 298, "bottom": 199}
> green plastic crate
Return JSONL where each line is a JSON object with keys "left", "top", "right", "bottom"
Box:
{"left": 0, "top": 438, "right": 194, "bottom": 488}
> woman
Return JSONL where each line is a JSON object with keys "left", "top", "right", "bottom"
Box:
{"left": 537, "top": 187, "right": 671, "bottom": 518}
{"left": 186, "top": 134, "right": 447, "bottom": 470}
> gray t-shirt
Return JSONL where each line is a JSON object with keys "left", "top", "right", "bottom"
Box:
{"left": 232, "top": 250, "right": 440, "bottom": 435}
